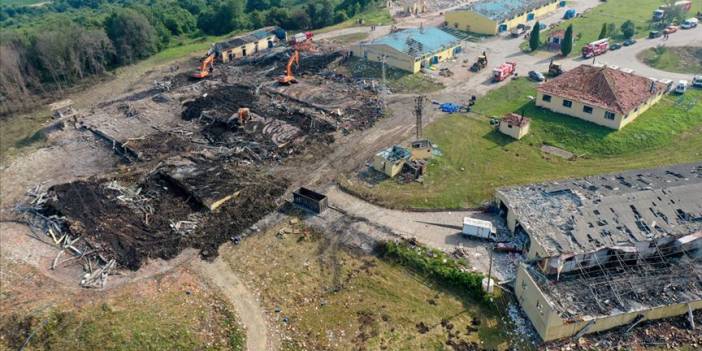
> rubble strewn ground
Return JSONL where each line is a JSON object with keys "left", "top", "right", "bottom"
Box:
{"left": 545, "top": 310, "right": 702, "bottom": 350}
{"left": 11, "top": 46, "right": 386, "bottom": 286}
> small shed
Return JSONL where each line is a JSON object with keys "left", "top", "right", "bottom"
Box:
{"left": 410, "top": 139, "right": 433, "bottom": 160}
{"left": 372, "top": 145, "right": 411, "bottom": 177}
{"left": 547, "top": 29, "right": 566, "bottom": 50}
{"left": 499, "top": 113, "right": 530, "bottom": 140}
{"left": 293, "top": 187, "right": 328, "bottom": 214}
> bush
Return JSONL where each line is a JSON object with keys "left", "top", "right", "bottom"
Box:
{"left": 379, "top": 241, "right": 487, "bottom": 301}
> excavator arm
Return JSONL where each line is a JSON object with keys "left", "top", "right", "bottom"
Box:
{"left": 192, "top": 53, "right": 215, "bottom": 79}
{"left": 277, "top": 50, "right": 300, "bottom": 85}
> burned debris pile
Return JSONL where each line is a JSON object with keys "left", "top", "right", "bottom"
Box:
{"left": 30, "top": 159, "right": 288, "bottom": 273}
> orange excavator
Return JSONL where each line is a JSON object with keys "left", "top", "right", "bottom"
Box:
{"left": 192, "top": 53, "right": 215, "bottom": 79}
{"left": 277, "top": 50, "right": 300, "bottom": 85}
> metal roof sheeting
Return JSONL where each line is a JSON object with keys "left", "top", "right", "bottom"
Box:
{"left": 368, "top": 27, "right": 459, "bottom": 58}
{"left": 460, "top": 0, "right": 557, "bottom": 21}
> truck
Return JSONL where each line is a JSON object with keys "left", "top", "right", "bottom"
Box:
{"left": 492, "top": 62, "right": 516, "bottom": 82}
{"left": 582, "top": 38, "right": 609, "bottom": 58}
{"left": 462, "top": 217, "right": 496, "bottom": 240}
{"left": 653, "top": 0, "right": 692, "bottom": 21}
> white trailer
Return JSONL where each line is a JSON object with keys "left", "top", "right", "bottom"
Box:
{"left": 462, "top": 217, "right": 496, "bottom": 240}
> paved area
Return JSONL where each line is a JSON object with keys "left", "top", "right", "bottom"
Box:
{"left": 325, "top": 186, "right": 519, "bottom": 281}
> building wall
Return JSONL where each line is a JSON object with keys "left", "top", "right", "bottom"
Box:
{"left": 219, "top": 36, "right": 277, "bottom": 63}
{"left": 499, "top": 122, "right": 530, "bottom": 139}
{"left": 445, "top": 10, "right": 498, "bottom": 35}
{"left": 535, "top": 90, "right": 664, "bottom": 130}
{"left": 516, "top": 264, "right": 702, "bottom": 341}
{"left": 445, "top": 1, "right": 560, "bottom": 35}
{"left": 503, "top": 1, "right": 560, "bottom": 31}
{"left": 350, "top": 43, "right": 459, "bottom": 73}
{"left": 495, "top": 193, "right": 553, "bottom": 259}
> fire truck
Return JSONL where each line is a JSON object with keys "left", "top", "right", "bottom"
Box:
{"left": 492, "top": 62, "right": 517, "bottom": 82}
{"left": 582, "top": 38, "right": 609, "bottom": 59}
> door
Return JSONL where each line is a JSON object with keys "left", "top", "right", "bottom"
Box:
{"left": 498, "top": 24, "right": 508, "bottom": 32}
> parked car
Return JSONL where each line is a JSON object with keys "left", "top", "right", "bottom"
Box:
{"left": 675, "top": 80, "right": 688, "bottom": 94}
{"left": 681, "top": 17, "right": 699, "bottom": 29}
{"left": 649, "top": 30, "right": 663, "bottom": 38}
{"left": 563, "top": 9, "right": 577, "bottom": 19}
{"left": 664, "top": 25, "right": 679, "bottom": 34}
{"left": 623, "top": 38, "right": 637, "bottom": 46}
{"left": 692, "top": 75, "right": 702, "bottom": 88}
{"left": 610, "top": 43, "right": 623, "bottom": 50}
{"left": 528, "top": 70, "right": 545, "bottom": 82}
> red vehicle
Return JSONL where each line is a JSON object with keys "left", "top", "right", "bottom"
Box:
{"left": 664, "top": 25, "right": 679, "bottom": 34}
{"left": 492, "top": 62, "right": 516, "bottom": 82}
{"left": 582, "top": 38, "right": 609, "bottom": 58}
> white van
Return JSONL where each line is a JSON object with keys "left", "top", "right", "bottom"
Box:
{"left": 681, "top": 18, "right": 699, "bottom": 29}
{"left": 675, "top": 80, "right": 688, "bottom": 94}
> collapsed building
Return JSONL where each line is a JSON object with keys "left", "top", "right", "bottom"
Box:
{"left": 495, "top": 162, "right": 702, "bottom": 341}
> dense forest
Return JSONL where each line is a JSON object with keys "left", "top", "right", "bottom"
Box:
{"left": 0, "top": 0, "right": 381, "bottom": 116}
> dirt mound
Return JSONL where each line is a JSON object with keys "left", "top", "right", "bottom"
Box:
{"left": 42, "top": 161, "right": 288, "bottom": 270}
{"left": 182, "top": 84, "right": 256, "bottom": 121}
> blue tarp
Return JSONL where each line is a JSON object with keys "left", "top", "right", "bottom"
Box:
{"left": 440, "top": 103, "right": 462, "bottom": 113}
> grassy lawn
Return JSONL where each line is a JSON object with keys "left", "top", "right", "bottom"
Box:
{"left": 314, "top": 5, "right": 393, "bottom": 34}
{"left": 0, "top": 261, "right": 245, "bottom": 351}
{"left": 543, "top": 0, "right": 668, "bottom": 56}
{"left": 222, "top": 221, "right": 513, "bottom": 350}
{"left": 349, "top": 79, "right": 702, "bottom": 209}
{"left": 340, "top": 57, "right": 444, "bottom": 93}
{"left": 638, "top": 46, "right": 702, "bottom": 74}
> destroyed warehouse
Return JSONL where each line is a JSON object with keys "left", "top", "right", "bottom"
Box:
{"left": 495, "top": 163, "right": 702, "bottom": 341}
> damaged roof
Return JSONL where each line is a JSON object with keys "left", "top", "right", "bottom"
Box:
{"left": 457, "top": 0, "right": 557, "bottom": 21}
{"left": 501, "top": 113, "right": 530, "bottom": 127}
{"left": 368, "top": 27, "right": 459, "bottom": 58}
{"left": 498, "top": 162, "right": 702, "bottom": 256}
{"left": 538, "top": 65, "right": 668, "bottom": 115}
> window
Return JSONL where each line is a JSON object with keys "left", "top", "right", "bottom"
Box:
{"left": 542, "top": 94, "right": 552, "bottom": 102}
{"left": 507, "top": 124, "right": 513, "bottom": 129}
{"left": 562, "top": 100, "right": 573, "bottom": 108}
{"left": 604, "top": 111, "right": 616, "bottom": 120}
{"left": 583, "top": 106, "right": 593, "bottom": 114}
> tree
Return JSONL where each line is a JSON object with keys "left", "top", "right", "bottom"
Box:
{"left": 598, "top": 23, "right": 607, "bottom": 39}
{"left": 561, "top": 24, "right": 573, "bottom": 56}
{"left": 607, "top": 23, "right": 617, "bottom": 38}
{"left": 104, "top": 9, "right": 158, "bottom": 64}
{"left": 529, "top": 21, "right": 541, "bottom": 51}
{"left": 662, "top": 0, "right": 685, "bottom": 24}
{"left": 621, "top": 20, "right": 636, "bottom": 39}
{"left": 197, "top": 0, "right": 245, "bottom": 35}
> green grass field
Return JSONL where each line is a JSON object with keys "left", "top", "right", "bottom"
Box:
{"left": 349, "top": 79, "right": 702, "bottom": 209}
{"left": 314, "top": 5, "right": 392, "bottom": 34}
{"left": 544, "top": 0, "right": 680, "bottom": 56}
{"left": 638, "top": 46, "right": 702, "bottom": 74}
{"left": 223, "top": 222, "right": 513, "bottom": 350}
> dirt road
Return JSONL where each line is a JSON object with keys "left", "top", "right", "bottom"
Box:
{"left": 191, "top": 256, "right": 274, "bottom": 351}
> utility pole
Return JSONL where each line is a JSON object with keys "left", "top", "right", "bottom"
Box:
{"left": 486, "top": 244, "right": 494, "bottom": 293}
{"left": 381, "top": 55, "right": 387, "bottom": 86}
{"left": 414, "top": 95, "right": 425, "bottom": 139}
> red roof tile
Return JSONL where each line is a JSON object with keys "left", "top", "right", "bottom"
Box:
{"left": 538, "top": 65, "right": 666, "bottom": 115}
{"left": 502, "top": 113, "right": 530, "bottom": 127}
